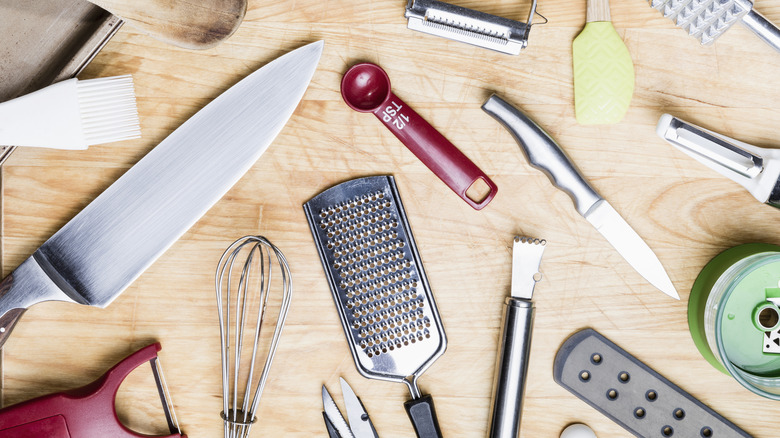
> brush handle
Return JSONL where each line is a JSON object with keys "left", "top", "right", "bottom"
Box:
{"left": 586, "top": 0, "right": 611, "bottom": 22}
{"left": 741, "top": 9, "right": 780, "bottom": 53}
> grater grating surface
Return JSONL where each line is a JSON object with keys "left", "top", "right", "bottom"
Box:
{"left": 304, "top": 175, "right": 446, "bottom": 389}
{"left": 649, "top": 0, "right": 752, "bottom": 45}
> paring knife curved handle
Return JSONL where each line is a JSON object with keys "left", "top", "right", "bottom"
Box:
{"left": 404, "top": 395, "right": 443, "bottom": 438}
{"left": 482, "top": 94, "right": 601, "bottom": 215}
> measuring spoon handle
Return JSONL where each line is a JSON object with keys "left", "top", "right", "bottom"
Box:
{"left": 372, "top": 93, "right": 497, "bottom": 210}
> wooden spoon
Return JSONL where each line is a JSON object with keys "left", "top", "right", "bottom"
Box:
{"left": 87, "top": 0, "right": 247, "bottom": 50}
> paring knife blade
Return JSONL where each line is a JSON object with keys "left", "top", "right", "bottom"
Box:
{"left": 482, "top": 94, "right": 678, "bottom": 300}
{"left": 0, "top": 41, "right": 324, "bottom": 347}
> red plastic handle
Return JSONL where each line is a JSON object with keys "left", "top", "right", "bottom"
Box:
{"left": 341, "top": 63, "right": 497, "bottom": 210}
{"left": 0, "top": 343, "right": 185, "bottom": 438}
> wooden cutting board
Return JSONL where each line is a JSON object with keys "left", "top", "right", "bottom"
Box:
{"left": 3, "top": 0, "right": 780, "bottom": 437}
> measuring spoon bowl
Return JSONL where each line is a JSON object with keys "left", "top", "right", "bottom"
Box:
{"left": 341, "top": 63, "right": 391, "bottom": 112}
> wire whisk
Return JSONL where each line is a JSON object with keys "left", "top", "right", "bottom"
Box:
{"left": 216, "top": 236, "right": 292, "bottom": 438}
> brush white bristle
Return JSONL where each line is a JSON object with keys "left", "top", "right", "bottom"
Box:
{"left": 77, "top": 74, "right": 141, "bottom": 146}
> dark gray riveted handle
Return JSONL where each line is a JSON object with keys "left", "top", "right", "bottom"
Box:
{"left": 404, "top": 394, "right": 443, "bottom": 438}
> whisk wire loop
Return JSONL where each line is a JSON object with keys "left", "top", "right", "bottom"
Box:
{"left": 216, "top": 235, "right": 292, "bottom": 438}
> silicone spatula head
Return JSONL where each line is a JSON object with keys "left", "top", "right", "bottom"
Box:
{"left": 572, "top": 0, "right": 634, "bottom": 125}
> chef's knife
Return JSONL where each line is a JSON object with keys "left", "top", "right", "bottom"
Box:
{"left": 482, "top": 94, "right": 678, "bottom": 299}
{"left": 0, "top": 41, "right": 324, "bottom": 347}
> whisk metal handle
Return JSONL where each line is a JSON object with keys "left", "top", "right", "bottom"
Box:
{"left": 404, "top": 394, "right": 443, "bottom": 438}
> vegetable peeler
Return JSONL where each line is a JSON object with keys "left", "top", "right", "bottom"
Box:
{"left": 0, "top": 343, "right": 184, "bottom": 438}
{"left": 656, "top": 114, "right": 780, "bottom": 209}
{"left": 404, "top": 0, "right": 538, "bottom": 55}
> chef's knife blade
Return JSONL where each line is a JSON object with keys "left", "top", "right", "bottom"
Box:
{"left": 482, "top": 94, "right": 678, "bottom": 300}
{"left": 0, "top": 41, "right": 324, "bottom": 347}
{"left": 340, "top": 377, "right": 379, "bottom": 438}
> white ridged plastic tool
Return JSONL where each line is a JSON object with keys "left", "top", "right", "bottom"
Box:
{"left": 0, "top": 75, "right": 140, "bottom": 150}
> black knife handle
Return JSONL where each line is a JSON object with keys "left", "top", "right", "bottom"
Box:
{"left": 404, "top": 394, "right": 443, "bottom": 438}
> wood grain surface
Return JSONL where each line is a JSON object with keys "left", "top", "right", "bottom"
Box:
{"left": 3, "top": 0, "right": 780, "bottom": 437}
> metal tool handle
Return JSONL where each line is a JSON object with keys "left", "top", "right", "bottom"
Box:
{"left": 741, "top": 9, "right": 780, "bottom": 53}
{"left": 404, "top": 394, "right": 443, "bottom": 438}
{"left": 482, "top": 94, "right": 601, "bottom": 216}
{"left": 0, "top": 256, "right": 80, "bottom": 349}
{"left": 488, "top": 298, "right": 534, "bottom": 438}
{"left": 374, "top": 92, "right": 498, "bottom": 210}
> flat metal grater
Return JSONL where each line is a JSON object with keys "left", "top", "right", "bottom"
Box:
{"left": 405, "top": 0, "right": 538, "bottom": 55}
{"left": 304, "top": 175, "right": 447, "bottom": 438}
{"left": 649, "top": 0, "right": 780, "bottom": 51}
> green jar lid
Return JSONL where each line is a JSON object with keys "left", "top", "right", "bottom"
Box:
{"left": 689, "top": 243, "right": 780, "bottom": 375}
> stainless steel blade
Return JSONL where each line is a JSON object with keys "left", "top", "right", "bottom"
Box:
{"left": 322, "top": 385, "right": 356, "bottom": 438}
{"left": 585, "top": 200, "right": 678, "bottom": 299}
{"left": 510, "top": 237, "right": 546, "bottom": 300}
{"left": 340, "top": 377, "right": 379, "bottom": 438}
{"left": 0, "top": 42, "right": 323, "bottom": 338}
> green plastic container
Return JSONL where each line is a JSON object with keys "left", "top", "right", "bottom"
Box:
{"left": 689, "top": 243, "right": 780, "bottom": 399}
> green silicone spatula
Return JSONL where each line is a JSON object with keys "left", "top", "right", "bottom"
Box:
{"left": 572, "top": 0, "right": 634, "bottom": 125}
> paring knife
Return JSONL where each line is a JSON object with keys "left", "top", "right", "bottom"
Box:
{"left": 482, "top": 94, "right": 678, "bottom": 300}
{"left": 322, "top": 378, "right": 379, "bottom": 438}
{"left": 656, "top": 114, "right": 780, "bottom": 209}
{"left": 0, "top": 41, "right": 324, "bottom": 347}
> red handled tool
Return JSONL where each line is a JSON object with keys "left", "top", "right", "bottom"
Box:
{"left": 0, "top": 343, "right": 185, "bottom": 438}
{"left": 341, "top": 62, "right": 497, "bottom": 210}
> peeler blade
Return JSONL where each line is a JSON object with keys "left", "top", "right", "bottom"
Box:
{"left": 404, "top": 0, "right": 534, "bottom": 55}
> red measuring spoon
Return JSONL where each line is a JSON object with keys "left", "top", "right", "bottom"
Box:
{"left": 341, "top": 63, "right": 497, "bottom": 210}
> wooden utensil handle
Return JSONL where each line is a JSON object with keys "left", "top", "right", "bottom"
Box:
{"left": 587, "top": 0, "right": 611, "bottom": 22}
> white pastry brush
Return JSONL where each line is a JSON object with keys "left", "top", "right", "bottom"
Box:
{"left": 0, "top": 75, "right": 140, "bottom": 150}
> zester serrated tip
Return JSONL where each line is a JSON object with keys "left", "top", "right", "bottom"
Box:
{"left": 649, "top": 0, "right": 751, "bottom": 45}
{"left": 511, "top": 237, "right": 546, "bottom": 300}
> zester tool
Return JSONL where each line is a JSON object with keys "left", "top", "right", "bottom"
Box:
{"left": 304, "top": 175, "right": 447, "bottom": 438}
{"left": 656, "top": 114, "right": 780, "bottom": 209}
{"left": 554, "top": 329, "right": 752, "bottom": 438}
{"left": 649, "top": 0, "right": 780, "bottom": 52}
{"left": 404, "top": 0, "right": 538, "bottom": 55}
{"left": 488, "top": 237, "right": 546, "bottom": 438}
{"left": 0, "top": 343, "right": 184, "bottom": 438}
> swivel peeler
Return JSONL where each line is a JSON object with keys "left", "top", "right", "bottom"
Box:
{"left": 0, "top": 343, "right": 184, "bottom": 438}
{"left": 656, "top": 114, "right": 780, "bottom": 209}
{"left": 405, "top": 0, "right": 539, "bottom": 55}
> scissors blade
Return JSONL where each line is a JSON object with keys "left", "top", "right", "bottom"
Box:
{"left": 322, "top": 385, "right": 355, "bottom": 438}
{"left": 340, "top": 378, "right": 379, "bottom": 438}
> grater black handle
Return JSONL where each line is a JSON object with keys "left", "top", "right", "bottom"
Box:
{"left": 404, "top": 394, "right": 443, "bottom": 438}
